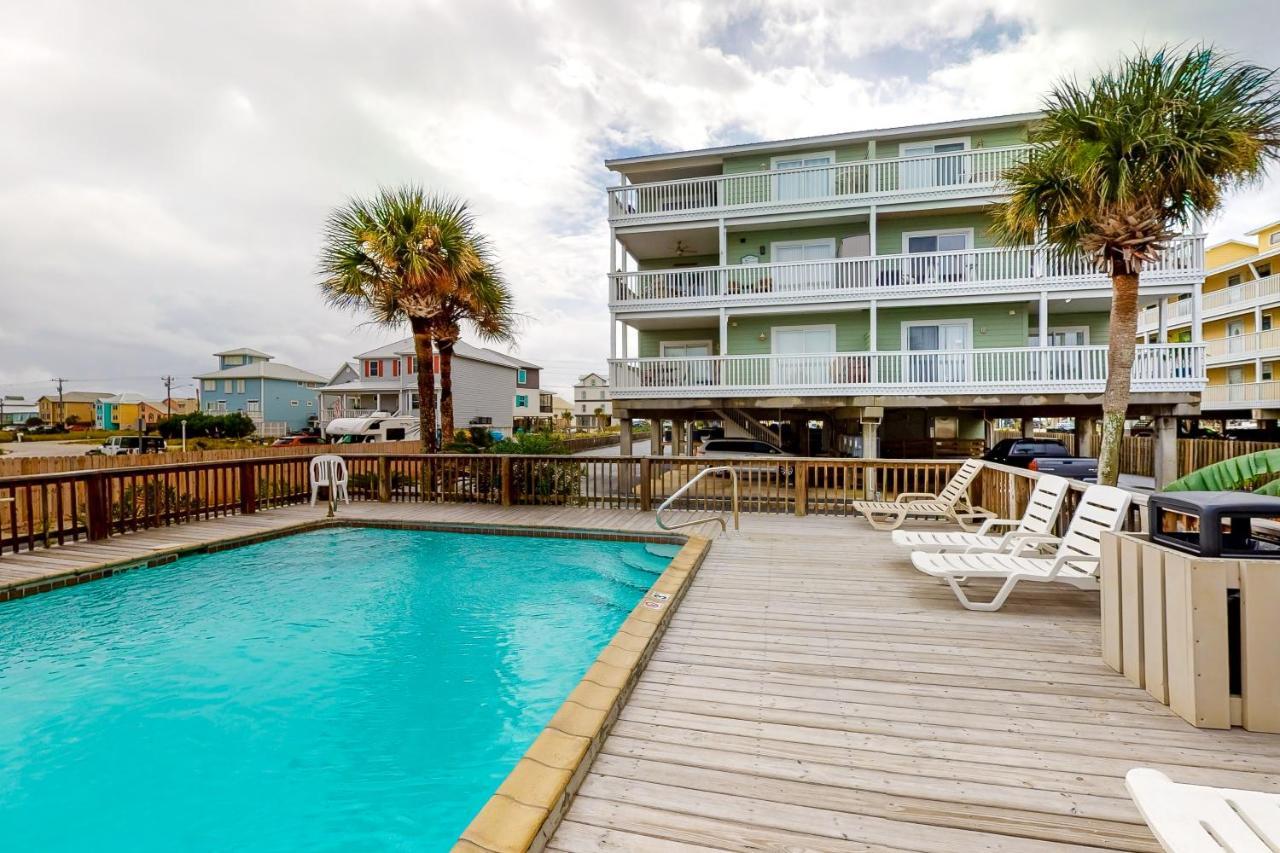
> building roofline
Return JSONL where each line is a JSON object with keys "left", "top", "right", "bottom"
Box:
{"left": 1244, "top": 219, "right": 1280, "bottom": 236}
{"left": 1206, "top": 242, "right": 1280, "bottom": 275}
{"left": 604, "top": 111, "right": 1043, "bottom": 170}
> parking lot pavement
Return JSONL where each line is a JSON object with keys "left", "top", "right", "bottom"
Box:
{"left": 0, "top": 439, "right": 95, "bottom": 458}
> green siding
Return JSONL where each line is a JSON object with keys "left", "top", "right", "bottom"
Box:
{"left": 875, "top": 304, "right": 1029, "bottom": 351}
{"left": 726, "top": 312, "right": 869, "bottom": 355}
{"left": 1028, "top": 311, "right": 1111, "bottom": 345}
{"left": 727, "top": 224, "right": 869, "bottom": 265}
{"left": 636, "top": 254, "right": 717, "bottom": 271}
{"left": 722, "top": 142, "right": 870, "bottom": 175}
{"left": 875, "top": 211, "right": 996, "bottom": 256}
{"left": 873, "top": 125, "right": 1030, "bottom": 158}
{"left": 637, "top": 329, "right": 720, "bottom": 358}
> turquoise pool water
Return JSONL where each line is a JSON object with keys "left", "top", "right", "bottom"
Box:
{"left": 0, "top": 526, "right": 671, "bottom": 851}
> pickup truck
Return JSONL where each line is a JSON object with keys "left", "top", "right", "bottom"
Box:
{"left": 981, "top": 438, "right": 1098, "bottom": 481}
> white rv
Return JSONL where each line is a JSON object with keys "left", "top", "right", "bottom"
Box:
{"left": 324, "top": 412, "right": 420, "bottom": 444}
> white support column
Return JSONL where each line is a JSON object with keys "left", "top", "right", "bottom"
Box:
{"left": 620, "top": 320, "right": 628, "bottom": 359}
{"left": 1153, "top": 415, "right": 1179, "bottom": 489}
{"left": 1192, "top": 282, "right": 1203, "bottom": 344}
{"left": 868, "top": 301, "right": 877, "bottom": 351}
{"left": 868, "top": 205, "right": 878, "bottom": 256}
{"left": 1038, "top": 291, "right": 1049, "bottom": 347}
{"left": 1157, "top": 299, "right": 1168, "bottom": 343}
{"left": 609, "top": 226, "right": 617, "bottom": 271}
{"left": 719, "top": 308, "right": 728, "bottom": 357}
{"left": 718, "top": 219, "right": 727, "bottom": 265}
{"left": 609, "top": 318, "right": 617, "bottom": 360}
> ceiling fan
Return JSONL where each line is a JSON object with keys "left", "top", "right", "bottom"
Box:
{"left": 673, "top": 240, "right": 695, "bottom": 256}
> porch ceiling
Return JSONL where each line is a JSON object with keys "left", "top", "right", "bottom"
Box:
{"left": 618, "top": 225, "right": 718, "bottom": 261}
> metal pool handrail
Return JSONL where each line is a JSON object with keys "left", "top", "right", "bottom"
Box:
{"left": 656, "top": 466, "right": 740, "bottom": 533}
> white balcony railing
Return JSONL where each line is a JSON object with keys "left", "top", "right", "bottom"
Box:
{"left": 612, "top": 237, "right": 1204, "bottom": 309}
{"left": 1205, "top": 329, "right": 1280, "bottom": 362}
{"left": 608, "top": 145, "right": 1032, "bottom": 222}
{"left": 609, "top": 344, "right": 1205, "bottom": 399}
{"left": 1137, "top": 297, "right": 1196, "bottom": 331}
{"left": 1143, "top": 273, "right": 1280, "bottom": 330}
{"left": 1202, "top": 381, "right": 1280, "bottom": 409}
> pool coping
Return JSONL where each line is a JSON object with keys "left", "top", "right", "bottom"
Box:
{"left": 0, "top": 518, "right": 687, "bottom": 603}
{"left": 454, "top": 532, "right": 713, "bottom": 853}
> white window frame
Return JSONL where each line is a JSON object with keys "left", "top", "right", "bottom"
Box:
{"left": 769, "top": 150, "right": 836, "bottom": 171}
{"left": 203, "top": 380, "right": 216, "bottom": 392}
{"left": 1046, "top": 325, "right": 1091, "bottom": 346}
{"left": 769, "top": 324, "right": 837, "bottom": 354}
{"left": 516, "top": 368, "right": 527, "bottom": 384}
{"left": 515, "top": 394, "right": 529, "bottom": 408}
{"left": 900, "top": 227, "right": 975, "bottom": 254}
{"left": 223, "top": 380, "right": 232, "bottom": 393}
{"left": 898, "top": 136, "right": 971, "bottom": 155}
{"left": 235, "top": 379, "right": 246, "bottom": 394}
{"left": 900, "top": 318, "right": 974, "bottom": 350}
{"left": 660, "top": 339, "right": 714, "bottom": 357}
{"left": 770, "top": 238, "right": 838, "bottom": 262}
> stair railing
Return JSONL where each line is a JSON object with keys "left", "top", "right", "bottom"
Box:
{"left": 656, "top": 466, "right": 740, "bottom": 533}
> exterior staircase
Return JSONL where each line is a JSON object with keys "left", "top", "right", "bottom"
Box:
{"left": 716, "top": 408, "right": 782, "bottom": 446}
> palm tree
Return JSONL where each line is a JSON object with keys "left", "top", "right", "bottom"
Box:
{"left": 993, "top": 47, "right": 1280, "bottom": 485}
{"left": 318, "top": 188, "right": 497, "bottom": 452}
{"left": 430, "top": 265, "right": 518, "bottom": 440}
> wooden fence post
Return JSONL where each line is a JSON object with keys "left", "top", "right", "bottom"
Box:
{"left": 85, "top": 472, "right": 110, "bottom": 541}
{"left": 377, "top": 456, "right": 392, "bottom": 502}
{"left": 639, "top": 457, "right": 652, "bottom": 512}
{"left": 500, "top": 457, "right": 513, "bottom": 507}
{"left": 239, "top": 462, "right": 257, "bottom": 515}
{"left": 794, "top": 461, "right": 809, "bottom": 517}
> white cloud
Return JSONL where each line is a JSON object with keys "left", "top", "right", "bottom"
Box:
{"left": 0, "top": 0, "right": 1277, "bottom": 401}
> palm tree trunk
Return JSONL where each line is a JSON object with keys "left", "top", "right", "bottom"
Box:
{"left": 1099, "top": 271, "right": 1140, "bottom": 486}
{"left": 410, "top": 318, "right": 437, "bottom": 453}
{"left": 438, "top": 338, "right": 456, "bottom": 443}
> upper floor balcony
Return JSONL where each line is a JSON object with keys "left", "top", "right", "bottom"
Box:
{"left": 1205, "top": 329, "right": 1280, "bottom": 365}
{"left": 609, "top": 344, "right": 1205, "bottom": 400}
{"left": 608, "top": 145, "right": 1032, "bottom": 226}
{"left": 610, "top": 236, "right": 1205, "bottom": 312}
{"left": 1201, "top": 381, "right": 1280, "bottom": 410}
{"left": 1139, "top": 272, "right": 1280, "bottom": 331}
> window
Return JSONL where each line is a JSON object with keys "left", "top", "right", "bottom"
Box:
{"left": 515, "top": 394, "right": 529, "bottom": 408}
{"left": 246, "top": 400, "right": 261, "bottom": 413}
{"left": 1265, "top": 315, "right": 1274, "bottom": 332}
{"left": 392, "top": 359, "right": 400, "bottom": 378}
{"left": 903, "top": 229, "right": 973, "bottom": 282}
{"left": 203, "top": 380, "right": 216, "bottom": 392}
{"left": 899, "top": 137, "right": 969, "bottom": 188}
{"left": 406, "top": 356, "right": 416, "bottom": 373}
{"left": 1228, "top": 274, "right": 1243, "bottom": 286}
{"left": 223, "top": 380, "right": 232, "bottom": 393}
{"left": 1271, "top": 232, "right": 1280, "bottom": 246}
{"left": 1259, "top": 263, "right": 1273, "bottom": 278}
{"left": 1265, "top": 366, "right": 1275, "bottom": 381}
{"left": 365, "top": 360, "right": 381, "bottom": 377}
{"left": 770, "top": 151, "right": 835, "bottom": 201}
{"left": 235, "top": 379, "right": 245, "bottom": 394}
{"left": 517, "top": 368, "right": 527, "bottom": 384}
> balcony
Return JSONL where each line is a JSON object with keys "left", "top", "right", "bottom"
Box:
{"left": 609, "top": 344, "right": 1205, "bottom": 399}
{"left": 611, "top": 237, "right": 1205, "bottom": 311}
{"left": 1202, "top": 381, "right": 1280, "bottom": 410}
{"left": 1139, "top": 273, "right": 1280, "bottom": 331}
{"left": 608, "top": 145, "right": 1031, "bottom": 225}
{"left": 1205, "top": 329, "right": 1280, "bottom": 364}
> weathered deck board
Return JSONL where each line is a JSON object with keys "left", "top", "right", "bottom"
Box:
{"left": 3, "top": 501, "right": 1278, "bottom": 850}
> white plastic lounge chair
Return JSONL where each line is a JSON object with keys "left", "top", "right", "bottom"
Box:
{"left": 910, "top": 484, "right": 1132, "bottom": 611}
{"left": 852, "top": 458, "right": 986, "bottom": 531}
{"left": 309, "top": 454, "right": 350, "bottom": 506}
{"left": 890, "top": 474, "right": 1070, "bottom": 553}
{"left": 1125, "top": 768, "right": 1280, "bottom": 853}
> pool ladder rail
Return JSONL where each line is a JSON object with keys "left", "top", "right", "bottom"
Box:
{"left": 655, "top": 466, "right": 740, "bottom": 534}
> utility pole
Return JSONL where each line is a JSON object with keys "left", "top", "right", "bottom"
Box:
{"left": 162, "top": 375, "right": 175, "bottom": 416}
{"left": 52, "top": 377, "right": 66, "bottom": 428}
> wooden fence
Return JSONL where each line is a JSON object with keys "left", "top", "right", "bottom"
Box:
{"left": 0, "top": 451, "right": 1148, "bottom": 558}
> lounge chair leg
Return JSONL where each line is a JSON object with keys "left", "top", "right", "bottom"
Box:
{"left": 946, "top": 575, "right": 1020, "bottom": 611}
{"left": 866, "top": 510, "right": 906, "bottom": 531}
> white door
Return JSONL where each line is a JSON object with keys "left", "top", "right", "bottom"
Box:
{"left": 1228, "top": 319, "right": 1245, "bottom": 353}
{"left": 1228, "top": 366, "right": 1246, "bottom": 402}
{"left": 773, "top": 239, "right": 837, "bottom": 290}
{"left": 906, "top": 322, "right": 969, "bottom": 384}
{"left": 772, "top": 326, "right": 835, "bottom": 386}
{"left": 905, "top": 231, "right": 970, "bottom": 283}
{"left": 662, "top": 342, "right": 713, "bottom": 386}
{"left": 900, "top": 141, "right": 967, "bottom": 189}
{"left": 773, "top": 154, "right": 834, "bottom": 201}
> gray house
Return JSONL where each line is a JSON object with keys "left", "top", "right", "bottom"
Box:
{"left": 317, "top": 338, "right": 520, "bottom": 437}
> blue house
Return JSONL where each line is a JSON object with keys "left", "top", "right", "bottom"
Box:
{"left": 194, "top": 348, "right": 325, "bottom": 435}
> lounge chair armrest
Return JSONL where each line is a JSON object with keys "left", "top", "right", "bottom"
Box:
{"left": 1046, "top": 552, "right": 1098, "bottom": 578}
{"left": 953, "top": 507, "right": 995, "bottom": 532}
{"left": 1008, "top": 533, "right": 1062, "bottom": 556}
{"left": 974, "top": 517, "right": 1019, "bottom": 537}
{"left": 896, "top": 492, "right": 938, "bottom": 504}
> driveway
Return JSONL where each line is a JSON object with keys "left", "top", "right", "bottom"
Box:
{"left": 0, "top": 439, "right": 96, "bottom": 458}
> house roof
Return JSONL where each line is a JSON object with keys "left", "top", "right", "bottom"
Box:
{"left": 576, "top": 372, "right": 608, "bottom": 384}
{"left": 213, "top": 347, "right": 273, "bottom": 359}
{"left": 39, "top": 391, "right": 112, "bottom": 404}
{"left": 604, "top": 111, "right": 1043, "bottom": 170}
{"left": 352, "top": 337, "right": 522, "bottom": 369}
{"left": 476, "top": 347, "right": 540, "bottom": 369}
{"left": 194, "top": 361, "right": 325, "bottom": 383}
{"left": 1245, "top": 219, "right": 1280, "bottom": 236}
{"left": 100, "top": 393, "right": 148, "bottom": 404}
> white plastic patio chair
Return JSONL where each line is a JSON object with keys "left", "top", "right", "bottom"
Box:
{"left": 309, "top": 454, "right": 350, "bottom": 506}
{"left": 909, "top": 484, "right": 1132, "bottom": 611}
{"left": 851, "top": 458, "right": 987, "bottom": 531}
{"left": 1125, "top": 768, "right": 1280, "bottom": 852}
{"left": 890, "top": 474, "right": 1070, "bottom": 553}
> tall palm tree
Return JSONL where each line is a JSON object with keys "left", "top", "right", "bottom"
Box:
{"left": 431, "top": 265, "right": 518, "bottom": 441}
{"left": 318, "top": 187, "right": 497, "bottom": 452}
{"left": 993, "top": 47, "right": 1280, "bottom": 485}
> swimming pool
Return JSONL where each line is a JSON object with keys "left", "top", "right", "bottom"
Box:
{"left": 0, "top": 526, "right": 672, "bottom": 851}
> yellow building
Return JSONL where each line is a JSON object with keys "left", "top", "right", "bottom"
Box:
{"left": 1140, "top": 220, "right": 1280, "bottom": 420}
{"left": 37, "top": 391, "right": 112, "bottom": 427}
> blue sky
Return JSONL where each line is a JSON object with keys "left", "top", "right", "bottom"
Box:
{"left": 1, "top": 0, "right": 1278, "bottom": 401}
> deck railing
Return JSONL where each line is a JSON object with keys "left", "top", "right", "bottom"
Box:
{"left": 1201, "top": 381, "right": 1280, "bottom": 408}
{"left": 612, "top": 237, "right": 1204, "bottom": 309}
{"left": 0, "top": 452, "right": 1156, "bottom": 560}
{"left": 1205, "top": 329, "right": 1280, "bottom": 361}
{"left": 610, "top": 344, "right": 1205, "bottom": 398}
{"left": 608, "top": 145, "right": 1032, "bottom": 222}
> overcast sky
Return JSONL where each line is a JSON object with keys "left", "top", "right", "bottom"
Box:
{"left": 2, "top": 0, "right": 1279, "bottom": 402}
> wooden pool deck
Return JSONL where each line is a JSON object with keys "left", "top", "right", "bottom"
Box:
{"left": 3, "top": 503, "right": 1278, "bottom": 851}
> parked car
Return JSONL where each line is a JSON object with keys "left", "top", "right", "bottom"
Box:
{"left": 982, "top": 438, "right": 1097, "bottom": 481}
{"left": 696, "top": 438, "right": 796, "bottom": 478}
{"left": 89, "top": 435, "right": 167, "bottom": 456}
{"left": 272, "top": 435, "right": 322, "bottom": 447}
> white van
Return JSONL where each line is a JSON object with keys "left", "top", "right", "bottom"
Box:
{"left": 324, "top": 412, "right": 420, "bottom": 444}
